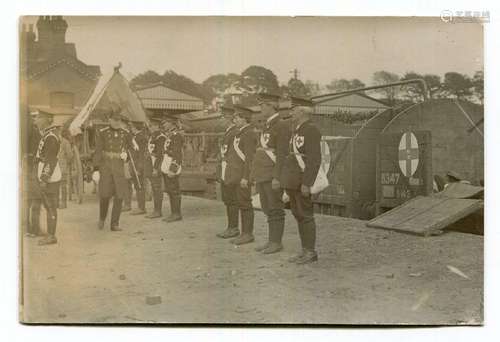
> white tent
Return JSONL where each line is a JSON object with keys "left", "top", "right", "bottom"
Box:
{"left": 69, "top": 66, "right": 147, "bottom": 136}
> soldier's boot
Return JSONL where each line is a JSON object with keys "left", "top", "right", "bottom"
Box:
{"left": 38, "top": 234, "right": 57, "bottom": 246}
{"left": 110, "top": 198, "right": 123, "bottom": 231}
{"left": 217, "top": 205, "right": 240, "bottom": 238}
{"left": 231, "top": 209, "right": 254, "bottom": 245}
{"left": 262, "top": 217, "right": 285, "bottom": 254}
{"left": 163, "top": 194, "right": 182, "bottom": 223}
{"left": 145, "top": 196, "right": 162, "bottom": 218}
{"left": 255, "top": 241, "right": 270, "bottom": 252}
{"left": 288, "top": 249, "right": 306, "bottom": 263}
{"left": 294, "top": 249, "right": 318, "bottom": 265}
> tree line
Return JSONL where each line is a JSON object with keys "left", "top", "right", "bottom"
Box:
{"left": 130, "top": 66, "right": 484, "bottom": 107}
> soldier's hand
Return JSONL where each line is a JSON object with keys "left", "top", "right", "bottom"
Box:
{"left": 271, "top": 178, "right": 281, "bottom": 190}
{"left": 240, "top": 178, "right": 249, "bottom": 188}
{"left": 301, "top": 184, "right": 311, "bottom": 197}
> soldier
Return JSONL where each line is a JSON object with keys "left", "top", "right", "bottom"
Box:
{"left": 121, "top": 117, "right": 133, "bottom": 212}
{"left": 92, "top": 110, "right": 132, "bottom": 231}
{"left": 216, "top": 106, "right": 240, "bottom": 239}
{"left": 224, "top": 105, "right": 257, "bottom": 245}
{"left": 280, "top": 97, "right": 321, "bottom": 264}
{"left": 144, "top": 118, "right": 166, "bottom": 219}
{"left": 26, "top": 110, "right": 43, "bottom": 237}
{"left": 252, "top": 93, "right": 287, "bottom": 254}
{"left": 161, "top": 117, "right": 184, "bottom": 223}
{"left": 57, "top": 129, "right": 74, "bottom": 209}
{"left": 128, "top": 120, "right": 148, "bottom": 215}
{"left": 32, "top": 110, "right": 62, "bottom": 245}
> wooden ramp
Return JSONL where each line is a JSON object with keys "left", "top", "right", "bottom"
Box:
{"left": 367, "top": 195, "right": 483, "bottom": 236}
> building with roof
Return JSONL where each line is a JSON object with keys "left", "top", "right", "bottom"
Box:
{"left": 133, "top": 82, "right": 204, "bottom": 118}
{"left": 313, "top": 92, "right": 390, "bottom": 117}
{"left": 20, "top": 16, "right": 101, "bottom": 123}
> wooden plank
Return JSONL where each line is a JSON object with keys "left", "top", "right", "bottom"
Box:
{"left": 367, "top": 196, "right": 483, "bottom": 236}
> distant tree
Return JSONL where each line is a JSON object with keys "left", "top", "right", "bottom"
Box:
{"left": 372, "top": 71, "right": 400, "bottom": 105}
{"left": 202, "top": 73, "right": 241, "bottom": 95}
{"left": 472, "top": 70, "right": 484, "bottom": 104}
{"left": 441, "top": 72, "right": 473, "bottom": 100}
{"left": 326, "top": 78, "right": 366, "bottom": 93}
{"left": 304, "top": 80, "right": 322, "bottom": 97}
{"left": 287, "top": 78, "right": 310, "bottom": 97}
{"left": 129, "top": 70, "right": 163, "bottom": 88}
{"left": 240, "top": 65, "right": 280, "bottom": 94}
{"left": 400, "top": 72, "right": 442, "bottom": 102}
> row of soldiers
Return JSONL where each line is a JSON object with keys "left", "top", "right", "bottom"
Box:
{"left": 217, "top": 94, "right": 322, "bottom": 265}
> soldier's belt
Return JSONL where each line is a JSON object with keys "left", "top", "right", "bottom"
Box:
{"left": 104, "top": 151, "right": 122, "bottom": 159}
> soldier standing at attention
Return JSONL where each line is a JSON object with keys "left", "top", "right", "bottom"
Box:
{"left": 281, "top": 97, "right": 322, "bottom": 264}
{"left": 216, "top": 106, "right": 240, "bottom": 239}
{"left": 144, "top": 118, "right": 166, "bottom": 219}
{"left": 26, "top": 110, "right": 43, "bottom": 238}
{"left": 161, "top": 118, "right": 184, "bottom": 223}
{"left": 32, "top": 110, "right": 62, "bottom": 245}
{"left": 92, "top": 110, "right": 132, "bottom": 231}
{"left": 252, "top": 93, "right": 287, "bottom": 254}
{"left": 224, "top": 105, "right": 257, "bottom": 245}
{"left": 128, "top": 120, "right": 148, "bottom": 215}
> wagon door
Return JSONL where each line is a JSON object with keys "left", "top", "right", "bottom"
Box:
{"left": 375, "top": 130, "right": 432, "bottom": 215}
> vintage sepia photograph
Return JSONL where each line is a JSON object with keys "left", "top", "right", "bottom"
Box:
{"left": 19, "top": 15, "right": 484, "bottom": 325}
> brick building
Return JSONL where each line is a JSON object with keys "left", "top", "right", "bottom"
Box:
{"left": 20, "top": 16, "right": 101, "bottom": 125}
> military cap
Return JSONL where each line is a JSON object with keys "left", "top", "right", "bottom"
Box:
{"left": 108, "top": 109, "right": 123, "bottom": 120}
{"left": 446, "top": 170, "right": 462, "bottom": 181}
{"left": 290, "top": 96, "right": 313, "bottom": 108}
{"left": 233, "top": 104, "right": 255, "bottom": 119}
{"left": 160, "top": 116, "right": 177, "bottom": 126}
{"left": 29, "top": 109, "right": 40, "bottom": 117}
{"left": 36, "top": 109, "right": 56, "bottom": 119}
{"left": 257, "top": 92, "right": 281, "bottom": 104}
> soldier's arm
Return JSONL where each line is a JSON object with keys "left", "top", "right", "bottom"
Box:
{"left": 40, "top": 135, "right": 59, "bottom": 183}
{"left": 242, "top": 130, "right": 257, "bottom": 181}
{"left": 92, "top": 129, "right": 103, "bottom": 170}
{"left": 273, "top": 122, "right": 291, "bottom": 181}
{"left": 302, "top": 126, "right": 322, "bottom": 187}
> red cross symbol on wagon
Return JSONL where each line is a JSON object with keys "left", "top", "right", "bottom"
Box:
{"left": 398, "top": 131, "right": 419, "bottom": 177}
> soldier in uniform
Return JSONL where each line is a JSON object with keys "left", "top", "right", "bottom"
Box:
{"left": 280, "top": 97, "right": 321, "bottom": 264}
{"left": 26, "top": 110, "right": 43, "bottom": 237}
{"left": 128, "top": 120, "right": 148, "bottom": 215}
{"left": 252, "top": 93, "right": 287, "bottom": 254}
{"left": 161, "top": 117, "right": 184, "bottom": 223}
{"left": 224, "top": 105, "right": 257, "bottom": 245}
{"left": 32, "top": 110, "right": 62, "bottom": 245}
{"left": 92, "top": 110, "right": 132, "bottom": 231}
{"left": 216, "top": 106, "right": 240, "bottom": 239}
{"left": 144, "top": 118, "right": 167, "bottom": 219}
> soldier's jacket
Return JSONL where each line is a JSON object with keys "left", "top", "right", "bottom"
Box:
{"left": 216, "top": 124, "right": 238, "bottom": 181}
{"left": 144, "top": 130, "right": 167, "bottom": 177}
{"left": 35, "top": 125, "right": 61, "bottom": 187}
{"left": 251, "top": 112, "right": 283, "bottom": 183}
{"left": 163, "top": 129, "right": 184, "bottom": 174}
{"left": 280, "top": 119, "right": 322, "bottom": 190}
{"left": 93, "top": 125, "right": 132, "bottom": 199}
{"left": 224, "top": 124, "right": 257, "bottom": 185}
{"left": 129, "top": 128, "right": 148, "bottom": 174}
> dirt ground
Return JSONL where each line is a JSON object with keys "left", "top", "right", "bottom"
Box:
{"left": 21, "top": 195, "right": 483, "bottom": 325}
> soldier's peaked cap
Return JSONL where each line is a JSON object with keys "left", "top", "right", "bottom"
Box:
{"left": 220, "top": 105, "right": 236, "bottom": 116}
{"left": 257, "top": 92, "right": 281, "bottom": 103}
{"left": 290, "top": 96, "right": 313, "bottom": 108}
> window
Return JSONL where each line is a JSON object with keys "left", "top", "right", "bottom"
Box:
{"left": 50, "top": 92, "right": 74, "bottom": 108}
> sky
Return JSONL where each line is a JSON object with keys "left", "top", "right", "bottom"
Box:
{"left": 22, "top": 16, "right": 483, "bottom": 86}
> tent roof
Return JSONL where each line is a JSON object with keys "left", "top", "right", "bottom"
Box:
{"left": 69, "top": 68, "right": 147, "bottom": 135}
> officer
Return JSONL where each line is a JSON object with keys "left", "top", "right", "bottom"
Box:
{"left": 224, "top": 105, "right": 257, "bottom": 245}
{"left": 32, "top": 110, "right": 62, "bottom": 245}
{"left": 26, "top": 110, "right": 43, "bottom": 238}
{"left": 92, "top": 110, "right": 132, "bottom": 231}
{"left": 161, "top": 117, "right": 184, "bottom": 223}
{"left": 216, "top": 106, "right": 240, "bottom": 239}
{"left": 144, "top": 117, "right": 167, "bottom": 219}
{"left": 280, "top": 97, "right": 321, "bottom": 264}
{"left": 128, "top": 120, "right": 148, "bottom": 215}
{"left": 252, "top": 93, "right": 287, "bottom": 254}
